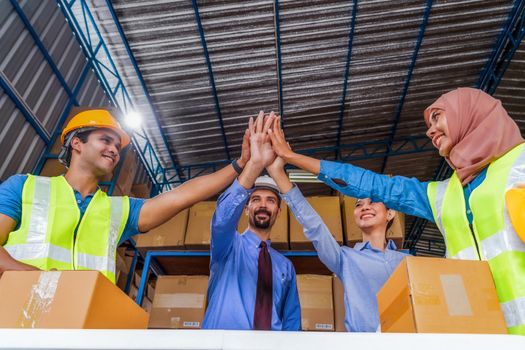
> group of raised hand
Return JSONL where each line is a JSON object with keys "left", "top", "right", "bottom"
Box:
{"left": 235, "top": 110, "right": 296, "bottom": 189}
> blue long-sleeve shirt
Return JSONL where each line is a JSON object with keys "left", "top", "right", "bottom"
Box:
{"left": 317, "top": 160, "right": 488, "bottom": 224}
{"left": 202, "top": 179, "right": 301, "bottom": 331}
{"left": 285, "top": 184, "right": 408, "bottom": 332}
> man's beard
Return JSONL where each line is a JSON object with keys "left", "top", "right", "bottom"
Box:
{"left": 251, "top": 209, "right": 272, "bottom": 229}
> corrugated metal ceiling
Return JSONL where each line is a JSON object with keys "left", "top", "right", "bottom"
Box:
{"left": 93, "top": 0, "right": 522, "bottom": 255}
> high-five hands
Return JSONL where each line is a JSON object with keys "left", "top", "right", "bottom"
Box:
{"left": 248, "top": 111, "right": 276, "bottom": 168}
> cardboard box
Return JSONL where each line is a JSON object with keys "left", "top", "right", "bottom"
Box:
{"left": 142, "top": 297, "right": 153, "bottom": 313}
{"left": 237, "top": 202, "right": 289, "bottom": 250}
{"left": 332, "top": 275, "right": 346, "bottom": 332}
{"left": 341, "top": 196, "right": 405, "bottom": 248}
{"left": 147, "top": 281, "right": 156, "bottom": 301}
{"left": 39, "top": 159, "right": 67, "bottom": 177}
{"left": 377, "top": 256, "right": 507, "bottom": 334}
{"left": 0, "top": 271, "right": 148, "bottom": 329}
{"left": 135, "top": 209, "right": 189, "bottom": 250}
{"left": 131, "top": 183, "right": 152, "bottom": 199}
{"left": 184, "top": 201, "right": 216, "bottom": 249}
{"left": 149, "top": 275, "right": 208, "bottom": 329}
{"left": 290, "top": 196, "right": 343, "bottom": 250}
{"left": 128, "top": 285, "right": 139, "bottom": 302}
{"left": 113, "top": 150, "right": 138, "bottom": 196}
{"left": 297, "top": 274, "right": 334, "bottom": 331}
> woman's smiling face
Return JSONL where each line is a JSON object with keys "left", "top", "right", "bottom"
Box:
{"left": 426, "top": 109, "right": 453, "bottom": 157}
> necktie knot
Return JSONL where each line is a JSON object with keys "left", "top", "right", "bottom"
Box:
{"left": 260, "top": 241, "right": 267, "bottom": 249}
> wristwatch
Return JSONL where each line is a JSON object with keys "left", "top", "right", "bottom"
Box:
{"left": 231, "top": 159, "right": 243, "bottom": 174}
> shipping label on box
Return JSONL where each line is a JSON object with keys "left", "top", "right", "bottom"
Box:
{"left": 290, "top": 197, "right": 343, "bottom": 250}
{"left": 297, "top": 274, "right": 335, "bottom": 332}
{"left": 237, "top": 202, "right": 289, "bottom": 250}
{"left": 377, "top": 256, "right": 507, "bottom": 334}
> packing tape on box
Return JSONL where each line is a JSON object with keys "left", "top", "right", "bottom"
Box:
{"left": 153, "top": 293, "right": 205, "bottom": 308}
{"left": 153, "top": 235, "right": 166, "bottom": 246}
{"left": 439, "top": 274, "right": 473, "bottom": 316}
{"left": 18, "top": 271, "right": 61, "bottom": 328}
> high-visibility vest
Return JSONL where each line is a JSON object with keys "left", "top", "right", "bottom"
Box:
{"left": 3, "top": 175, "right": 129, "bottom": 283}
{"left": 427, "top": 143, "right": 525, "bottom": 335}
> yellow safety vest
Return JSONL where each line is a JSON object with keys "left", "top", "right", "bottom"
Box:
{"left": 427, "top": 143, "right": 525, "bottom": 335}
{"left": 3, "top": 175, "right": 129, "bottom": 283}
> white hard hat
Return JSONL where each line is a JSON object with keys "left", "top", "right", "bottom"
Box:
{"left": 253, "top": 175, "right": 280, "bottom": 195}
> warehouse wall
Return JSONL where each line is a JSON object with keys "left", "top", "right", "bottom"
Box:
{"left": 0, "top": 0, "right": 152, "bottom": 191}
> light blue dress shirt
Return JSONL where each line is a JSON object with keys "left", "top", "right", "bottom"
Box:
{"left": 202, "top": 179, "right": 301, "bottom": 330}
{"left": 284, "top": 184, "right": 408, "bottom": 332}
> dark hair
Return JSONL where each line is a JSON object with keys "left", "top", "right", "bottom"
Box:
{"left": 64, "top": 129, "right": 93, "bottom": 166}
{"left": 386, "top": 216, "right": 394, "bottom": 231}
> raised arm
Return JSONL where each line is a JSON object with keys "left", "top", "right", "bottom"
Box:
{"left": 267, "top": 150, "right": 343, "bottom": 275}
{"left": 211, "top": 111, "right": 276, "bottom": 261}
{"left": 137, "top": 128, "right": 251, "bottom": 233}
{"left": 268, "top": 117, "right": 433, "bottom": 221}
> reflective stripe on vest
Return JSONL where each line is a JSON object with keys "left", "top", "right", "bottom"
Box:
{"left": 4, "top": 243, "right": 71, "bottom": 264}
{"left": 428, "top": 143, "right": 525, "bottom": 334}
{"left": 3, "top": 175, "right": 129, "bottom": 283}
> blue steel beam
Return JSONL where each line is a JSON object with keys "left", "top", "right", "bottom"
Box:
{"left": 191, "top": 0, "right": 231, "bottom": 160}
{"left": 58, "top": 0, "right": 173, "bottom": 192}
{"left": 104, "top": 0, "right": 184, "bottom": 181}
{"left": 380, "top": 0, "right": 433, "bottom": 174}
{"left": 274, "top": 0, "right": 284, "bottom": 120}
{"left": 0, "top": 71, "right": 51, "bottom": 144}
{"left": 478, "top": 0, "right": 525, "bottom": 94}
{"left": 10, "top": 0, "right": 76, "bottom": 101}
{"left": 335, "top": 0, "right": 358, "bottom": 160}
{"left": 405, "top": 1, "right": 525, "bottom": 254}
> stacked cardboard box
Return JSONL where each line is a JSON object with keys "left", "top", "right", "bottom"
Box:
{"left": 296, "top": 274, "right": 335, "bottom": 331}
{"left": 237, "top": 202, "right": 289, "bottom": 249}
{"left": 0, "top": 271, "right": 149, "bottom": 328}
{"left": 377, "top": 256, "right": 507, "bottom": 334}
{"left": 149, "top": 275, "right": 208, "bottom": 329}
{"left": 290, "top": 197, "right": 343, "bottom": 250}
{"left": 115, "top": 247, "right": 133, "bottom": 291}
{"left": 332, "top": 276, "right": 346, "bottom": 332}
{"left": 112, "top": 149, "right": 138, "bottom": 196}
{"left": 135, "top": 209, "right": 189, "bottom": 252}
{"left": 184, "top": 202, "right": 216, "bottom": 249}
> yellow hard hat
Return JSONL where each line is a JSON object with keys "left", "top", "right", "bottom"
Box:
{"left": 61, "top": 109, "right": 130, "bottom": 148}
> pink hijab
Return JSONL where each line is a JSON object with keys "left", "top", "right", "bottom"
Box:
{"left": 424, "top": 87, "right": 524, "bottom": 185}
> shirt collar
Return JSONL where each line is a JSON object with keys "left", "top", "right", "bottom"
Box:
{"left": 354, "top": 239, "right": 397, "bottom": 251}
{"left": 243, "top": 229, "right": 272, "bottom": 248}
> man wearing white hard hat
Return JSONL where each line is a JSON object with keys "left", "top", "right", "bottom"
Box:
{"left": 203, "top": 112, "right": 301, "bottom": 331}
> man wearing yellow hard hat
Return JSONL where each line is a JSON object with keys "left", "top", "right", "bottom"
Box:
{"left": 0, "top": 108, "right": 250, "bottom": 282}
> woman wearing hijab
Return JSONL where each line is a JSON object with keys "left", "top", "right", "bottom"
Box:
{"left": 267, "top": 87, "right": 525, "bottom": 335}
